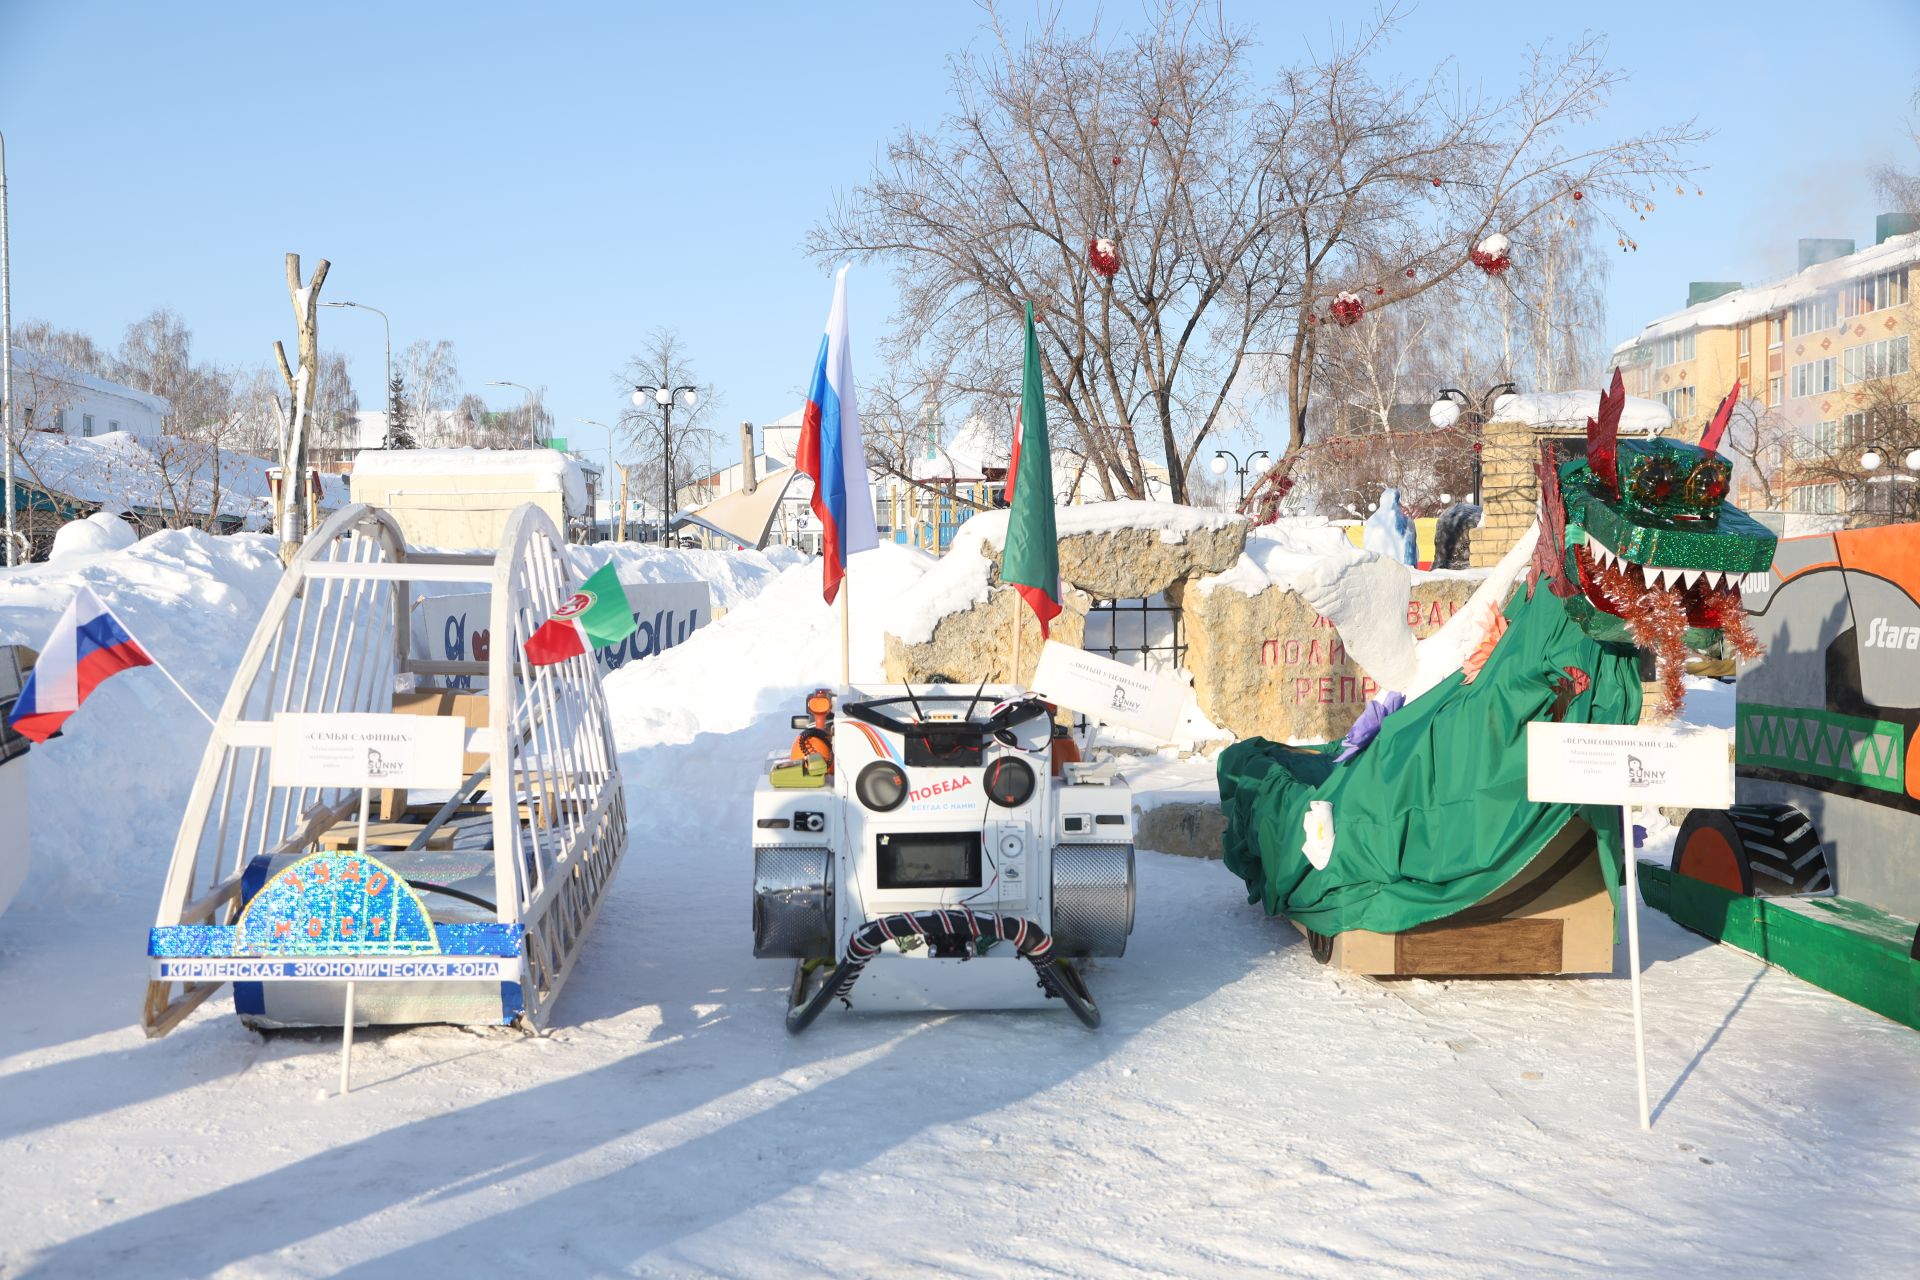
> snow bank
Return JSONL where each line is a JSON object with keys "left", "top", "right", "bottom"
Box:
{"left": 567, "top": 542, "right": 791, "bottom": 613}
{"left": 1193, "top": 517, "right": 1369, "bottom": 596}
{"left": 950, "top": 499, "right": 1241, "bottom": 555}
{"left": 0, "top": 531, "right": 286, "bottom": 905}
{"left": 601, "top": 543, "right": 936, "bottom": 745}
{"left": 883, "top": 540, "right": 998, "bottom": 647}
{"left": 48, "top": 512, "right": 138, "bottom": 562}
{"left": 1495, "top": 390, "right": 1671, "bottom": 435}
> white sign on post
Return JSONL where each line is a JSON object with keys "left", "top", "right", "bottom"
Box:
{"left": 1525, "top": 723, "right": 1733, "bottom": 808}
{"left": 269, "top": 713, "right": 468, "bottom": 790}
{"left": 1525, "top": 720, "right": 1734, "bottom": 1133}
{"left": 267, "top": 710, "right": 469, "bottom": 1097}
{"left": 1030, "top": 639, "right": 1188, "bottom": 742}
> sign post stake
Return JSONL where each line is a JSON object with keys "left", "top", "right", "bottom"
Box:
{"left": 1526, "top": 721, "right": 1733, "bottom": 1132}
{"left": 339, "top": 980, "right": 356, "bottom": 1095}
{"left": 1622, "top": 802, "right": 1650, "bottom": 1130}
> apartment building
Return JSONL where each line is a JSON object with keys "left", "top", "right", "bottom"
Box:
{"left": 1611, "top": 214, "right": 1917, "bottom": 522}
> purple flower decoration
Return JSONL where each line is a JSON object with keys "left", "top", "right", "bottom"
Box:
{"left": 1334, "top": 691, "right": 1405, "bottom": 763}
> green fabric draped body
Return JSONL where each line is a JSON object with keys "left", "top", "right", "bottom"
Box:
{"left": 1217, "top": 582, "right": 1642, "bottom": 934}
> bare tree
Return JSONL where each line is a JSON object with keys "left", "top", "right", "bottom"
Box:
{"left": 401, "top": 338, "right": 461, "bottom": 415}
{"left": 813, "top": 3, "right": 1702, "bottom": 503}
{"left": 273, "top": 253, "right": 328, "bottom": 558}
{"left": 1721, "top": 399, "right": 1797, "bottom": 513}
{"left": 306, "top": 350, "right": 360, "bottom": 466}
{"left": 12, "top": 319, "right": 110, "bottom": 377}
{"left": 613, "top": 329, "right": 715, "bottom": 534}
{"left": 1784, "top": 369, "right": 1920, "bottom": 524}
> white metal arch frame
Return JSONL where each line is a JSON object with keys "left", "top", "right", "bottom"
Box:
{"left": 145, "top": 502, "right": 627, "bottom": 1035}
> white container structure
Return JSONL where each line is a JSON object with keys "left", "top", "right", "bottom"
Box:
{"left": 144, "top": 502, "right": 626, "bottom": 1036}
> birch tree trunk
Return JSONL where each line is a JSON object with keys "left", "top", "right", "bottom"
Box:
{"left": 273, "top": 252, "right": 329, "bottom": 564}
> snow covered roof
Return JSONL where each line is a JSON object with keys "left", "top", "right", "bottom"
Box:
{"left": 8, "top": 347, "right": 172, "bottom": 418}
{"left": 6, "top": 430, "right": 280, "bottom": 520}
{"left": 350, "top": 447, "right": 589, "bottom": 512}
{"left": 1611, "top": 231, "right": 1920, "bottom": 355}
{"left": 1492, "top": 390, "right": 1671, "bottom": 434}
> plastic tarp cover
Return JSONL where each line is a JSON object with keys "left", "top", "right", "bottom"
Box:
{"left": 1218, "top": 584, "right": 1641, "bottom": 935}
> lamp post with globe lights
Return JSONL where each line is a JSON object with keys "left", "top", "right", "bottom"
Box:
{"left": 1856, "top": 444, "right": 1920, "bottom": 525}
{"left": 633, "top": 383, "right": 698, "bottom": 545}
{"left": 1211, "top": 448, "right": 1270, "bottom": 505}
{"left": 1429, "top": 381, "right": 1517, "bottom": 507}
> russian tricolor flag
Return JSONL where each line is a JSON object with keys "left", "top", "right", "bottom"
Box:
{"left": 6, "top": 586, "right": 154, "bottom": 743}
{"left": 795, "top": 266, "right": 879, "bottom": 604}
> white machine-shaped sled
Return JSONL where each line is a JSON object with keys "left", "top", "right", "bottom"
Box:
{"left": 144, "top": 503, "right": 626, "bottom": 1036}
{"left": 752, "top": 685, "right": 1135, "bottom": 1031}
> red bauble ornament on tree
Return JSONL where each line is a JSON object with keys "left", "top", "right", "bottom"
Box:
{"left": 1469, "top": 232, "right": 1512, "bottom": 276}
{"left": 1406, "top": 268, "right": 1416, "bottom": 278}
{"left": 1087, "top": 237, "right": 1120, "bottom": 278}
{"left": 1329, "top": 291, "right": 1365, "bottom": 326}
{"left": 1571, "top": 190, "right": 1584, "bottom": 201}
{"left": 1431, "top": 177, "right": 1442, "bottom": 187}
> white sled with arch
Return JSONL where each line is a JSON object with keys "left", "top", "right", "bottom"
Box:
{"left": 144, "top": 502, "right": 627, "bottom": 1036}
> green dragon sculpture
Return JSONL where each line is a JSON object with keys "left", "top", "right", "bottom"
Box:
{"left": 1218, "top": 373, "right": 1779, "bottom": 936}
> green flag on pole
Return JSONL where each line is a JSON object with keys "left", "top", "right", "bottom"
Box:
{"left": 1002, "top": 302, "right": 1062, "bottom": 637}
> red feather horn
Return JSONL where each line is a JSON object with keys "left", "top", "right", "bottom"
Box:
{"left": 1698, "top": 380, "right": 1741, "bottom": 455}
{"left": 1586, "top": 367, "right": 1626, "bottom": 497}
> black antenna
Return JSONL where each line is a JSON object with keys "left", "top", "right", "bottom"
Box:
{"left": 902, "top": 681, "right": 929, "bottom": 724}
{"left": 961, "top": 675, "right": 988, "bottom": 723}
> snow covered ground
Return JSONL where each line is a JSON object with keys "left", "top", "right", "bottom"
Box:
{"left": 2, "top": 540, "right": 1917, "bottom": 1277}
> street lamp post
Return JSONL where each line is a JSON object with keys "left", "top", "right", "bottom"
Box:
{"left": 632, "top": 383, "right": 697, "bottom": 546}
{"left": 1856, "top": 444, "right": 1920, "bottom": 525}
{"left": 580, "top": 418, "right": 622, "bottom": 543}
{"left": 1210, "top": 448, "right": 1271, "bottom": 505}
{"left": 320, "top": 300, "right": 390, "bottom": 448}
{"left": 486, "top": 380, "right": 539, "bottom": 449}
{"left": 1429, "top": 381, "right": 1517, "bottom": 506}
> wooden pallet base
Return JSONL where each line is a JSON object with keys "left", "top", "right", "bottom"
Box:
{"left": 1297, "top": 820, "right": 1616, "bottom": 977}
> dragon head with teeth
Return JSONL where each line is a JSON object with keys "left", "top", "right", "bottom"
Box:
{"left": 1543, "top": 369, "right": 1777, "bottom": 706}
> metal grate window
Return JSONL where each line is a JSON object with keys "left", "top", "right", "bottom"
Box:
{"left": 1082, "top": 595, "right": 1186, "bottom": 672}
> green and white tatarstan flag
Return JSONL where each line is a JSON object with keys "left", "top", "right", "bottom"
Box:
{"left": 1002, "top": 301, "right": 1062, "bottom": 636}
{"left": 524, "top": 561, "right": 636, "bottom": 666}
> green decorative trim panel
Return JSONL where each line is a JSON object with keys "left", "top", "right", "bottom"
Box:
{"left": 1737, "top": 702, "right": 1906, "bottom": 794}
{"left": 1641, "top": 861, "right": 1919, "bottom": 1030}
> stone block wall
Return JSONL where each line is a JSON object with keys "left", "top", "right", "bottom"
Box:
{"left": 1173, "top": 574, "right": 1482, "bottom": 742}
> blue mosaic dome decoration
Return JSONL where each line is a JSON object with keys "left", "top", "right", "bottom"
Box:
{"left": 235, "top": 853, "right": 440, "bottom": 956}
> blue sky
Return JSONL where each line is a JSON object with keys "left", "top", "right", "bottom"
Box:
{"left": 3, "top": 0, "right": 1917, "bottom": 469}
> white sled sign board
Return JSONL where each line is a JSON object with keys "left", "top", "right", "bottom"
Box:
{"left": 1031, "top": 640, "right": 1187, "bottom": 742}
{"left": 269, "top": 713, "right": 467, "bottom": 790}
{"left": 1526, "top": 722, "right": 1733, "bottom": 809}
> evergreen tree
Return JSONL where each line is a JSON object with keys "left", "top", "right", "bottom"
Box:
{"left": 385, "top": 374, "right": 417, "bottom": 449}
